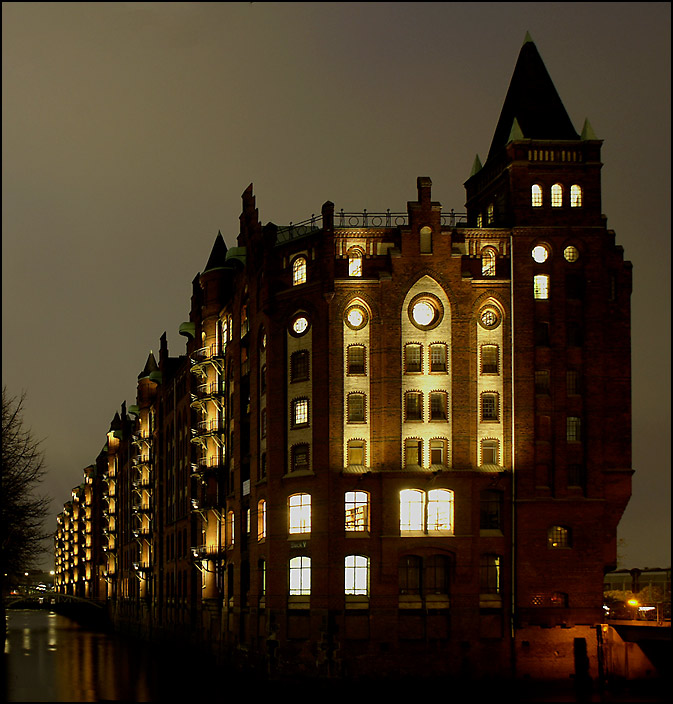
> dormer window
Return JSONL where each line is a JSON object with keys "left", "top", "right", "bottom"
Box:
{"left": 348, "top": 248, "right": 363, "bottom": 277}
{"left": 551, "top": 184, "right": 563, "bottom": 208}
{"left": 292, "top": 256, "right": 307, "bottom": 286}
{"left": 531, "top": 184, "right": 543, "bottom": 207}
{"left": 570, "top": 184, "right": 582, "bottom": 207}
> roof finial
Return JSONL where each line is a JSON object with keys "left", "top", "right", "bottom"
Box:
{"left": 470, "top": 154, "right": 483, "bottom": 177}
{"left": 581, "top": 118, "right": 598, "bottom": 140}
{"left": 507, "top": 117, "right": 525, "bottom": 142}
{"left": 523, "top": 31, "right": 534, "bottom": 45}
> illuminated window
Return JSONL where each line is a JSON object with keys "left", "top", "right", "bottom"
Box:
{"left": 429, "top": 392, "right": 448, "bottom": 421}
{"left": 532, "top": 244, "right": 549, "bottom": 263}
{"left": 481, "top": 393, "right": 499, "bottom": 422}
{"left": 531, "top": 184, "right": 543, "bottom": 207}
{"left": 476, "top": 213, "right": 483, "bottom": 228}
{"left": 291, "top": 444, "right": 309, "bottom": 472}
{"left": 551, "top": 183, "right": 563, "bottom": 207}
{"left": 430, "top": 439, "right": 447, "bottom": 465}
{"left": 480, "top": 554, "right": 501, "bottom": 594}
{"left": 292, "top": 256, "right": 307, "bottom": 285}
{"left": 479, "top": 307, "right": 500, "bottom": 329}
{"left": 345, "top": 304, "right": 368, "bottom": 330}
{"left": 487, "top": 202, "right": 495, "bottom": 225}
{"left": 345, "top": 555, "right": 369, "bottom": 595}
{"left": 427, "top": 489, "right": 454, "bottom": 531}
{"left": 291, "top": 315, "right": 309, "bottom": 336}
{"left": 481, "top": 439, "right": 499, "bottom": 465}
{"left": 405, "top": 392, "right": 422, "bottom": 421}
{"left": 534, "top": 274, "right": 549, "bottom": 299}
{"left": 288, "top": 493, "right": 311, "bottom": 534}
{"left": 227, "top": 511, "right": 235, "bottom": 546}
{"left": 482, "top": 248, "right": 496, "bottom": 276}
{"left": 292, "top": 398, "right": 309, "bottom": 427}
{"left": 551, "top": 592, "right": 568, "bottom": 607}
{"left": 289, "top": 556, "right": 311, "bottom": 595}
{"left": 480, "top": 490, "right": 503, "bottom": 530}
{"left": 564, "top": 245, "right": 580, "bottom": 262}
{"left": 420, "top": 226, "right": 432, "bottom": 254}
{"left": 347, "top": 345, "right": 366, "bottom": 375}
{"left": 409, "top": 295, "right": 442, "bottom": 329}
{"left": 257, "top": 500, "right": 266, "bottom": 541}
{"left": 347, "top": 393, "right": 366, "bottom": 423}
{"left": 567, "top": 416, "right": 581, "bottom": 442}
{"left": 400, "top": 490, "right": 425, "bottom": 532}
{"left": 290, "top": 350, "right": 310, "bottom": 382}
{"left": 348, "top": 248, "right": 363, "bottom": 277}
{"left": 429, "top": 344, "right": 447, "bottom": 372}
{"left": 570, "top": 184, "right": 582, "bottom": 207}
{"left": 347, "top": 439, "right": 366, "bottom": 466}
{"left": 481, "top": 345, "right": 499, "bottom": 374}
{"left": 404, "top": 439, "right": 422, "bottom": 467}
{"left": 345, "top": 491, "right": 370, "bottom": 531}
{"left": 405, "top": 344, "right": 422, "bottom": 373}
{"left": 547, "top": 525, "right": 571, "bottom": 549}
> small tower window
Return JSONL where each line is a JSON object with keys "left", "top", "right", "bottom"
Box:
{"left": 531, "top": 184, "right": 543, "bottom": 207}
{"left": 348, "top": 248, "right": 363, "bottom": 277}
{"left": 487, "top": 203, "right": 495, "bottom": 225}
{"left": 534, "top": 274, "right": 549, "bottom": 300}
{"left": 570, "top": 184, "right": 583, "bottom": 208}
{"left": 551, "top": 184, "right": 563, "bottom": 208}
{"left": 292, "top": 256, "right": 307, "bottom": 286}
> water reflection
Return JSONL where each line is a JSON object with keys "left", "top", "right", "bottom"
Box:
{"left": 3, "top": 609, "right": 216, "bottom": 702}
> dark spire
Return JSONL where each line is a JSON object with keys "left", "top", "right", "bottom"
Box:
{"left": 138, "top": 351, "right": 159, "bottom": 380}
{"left": 487, "top": 34, "right": 579, "bottom": 161}
{"left": 203, "top": 231, "right": 228, "bottom": 272}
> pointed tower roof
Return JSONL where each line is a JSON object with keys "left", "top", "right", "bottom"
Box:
{"left": 203, "top": 231, "right": 228, "bottom": 273}
{"left": 138, "top": 351, "right": 159, "bottom": 380}
{"left": 487, "top": 34, "right": 579, "bottom": 161}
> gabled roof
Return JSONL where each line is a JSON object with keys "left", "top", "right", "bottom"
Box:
{"left": 487, "top": 34, "right": 579, "bottom": 161}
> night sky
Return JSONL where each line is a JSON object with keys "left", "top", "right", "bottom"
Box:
{"left": 3, "top": 3, "right": 670, "bottom": 571}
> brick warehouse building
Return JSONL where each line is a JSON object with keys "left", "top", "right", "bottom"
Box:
{"left": 55, "top": 37, "right": 632, "bottom": 680}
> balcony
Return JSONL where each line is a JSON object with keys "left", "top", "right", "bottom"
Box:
{"left": 190, "top": 381, "right": 226, "bottom": 412}
{"left": 190, "top": 455, "right": 223, "bottom": 478}
{"left": 189, "top": 344, "right": 225, "bottom": 377}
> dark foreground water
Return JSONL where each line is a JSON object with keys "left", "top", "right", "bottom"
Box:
{"left": 3, "top": 609, "right": 668, "bottom": 702}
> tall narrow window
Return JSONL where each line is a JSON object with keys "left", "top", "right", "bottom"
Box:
{"left": 535, "top": 370, "right": 550, "bottom": 394}
{"left": 289, "top": 556, "right": 311, "bottom": 595}
{"left": 400, "top": 489, "right": 425, "bottom": 532}
{"left": 551, "top": 183, "right": 563, "bottom": 207}
{"left": 567, "top": 417, "right": 581, "bottom": 442}
{"left": 257, "top": 500, "right": 266, "bottom": 541}
{"left": 405, "top": 392, "right": 422, "bottom": 420}
{"left": 480, "top": 554, "right": 501, "bottom": 594}
{"left": 534, "top": 274, "right": 549, "bottom": 300}
{"left": 482, "top": 248, "right": 496, "bottom": 277}
{"left": 348, "top": 248, "right": 363, "bottom": 277}
{"left": 420, "top": 226, "right": 433, "bottom": 254}
{"left": 347, "top": 439, "right": 366, "bottom": 467}
{"left": 292, "top": 398, "right": 309, "bottom": 427}
{"left": 425, "top": 555, "right": 450, "bottom": 595}
{"left": 430, "top": 392, "right": 448, "bottom": 420}
{"left": 290, "top": 350, "right": 310, "bottom": 382}
{"left": 481, "top": 345, "right": 499, "bottom": 374}
{"left": 487, "top": 203, "right": 495, "bottom": 225}
{"left": 481, "top": 439, "right": 499, "bottom": 465}
{"left": 347, "top": 345, "right": 366, "bottom": 375}
{"left": 405, "top": 439, "right": 422, "bottom": 467}
{"left": 345, "top": 491, "right": 370, "bottom": 532}
{"left": 347, "top": 393, "right": 366, "bottom": 423}
{"left": 481, "top": 393, "right": 499, "bottom": 421}
{"left": 292, "top": 256, "right": 307, "bottom": 285}
{"left": 405, "top": 344, "right": 422, "bottom": 373}
{"left": 531, "top": 184, "right": 543, "bottom": 207}
{"left": 345, "top": 555, "right": 369, "bottom": 595}
{"left": 429, "top": 344, "right": 447, "bottom": 372}
{"left": 427, "top": 489, "right": 453, "bottom": 532}
{"left": 288, "top": 493, "right": 311, "bottom": 534}
{"left": 430, "top": 439, "right": 446, "bottom": 466}
{"left": 480, "top": 490, "right": 503, "bottom": 530}
{"left": 566, "top": 370, "right": 581, "bottom": 396}
{"left": 570, "top": 184, "right": 582, "bottom": 207}
{"left": 399, "top": 555, "right": 422, "bottom": 594}
{"left": 291, "top": 444, "right": 309, "bottom": 472}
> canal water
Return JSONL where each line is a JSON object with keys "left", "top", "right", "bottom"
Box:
{"left": 3, "top": 609, "right": 224, "bottom": 702}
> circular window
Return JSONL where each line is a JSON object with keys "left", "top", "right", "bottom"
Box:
{"left": 290, "top": 315, "right": 310, "bottom": 336}
{"left": 345, "top": 305, "right": 368, "bottom": 330}
{"left": 409, "top": 294, "right": 443, "bottom": 330}
{"left": 532, "top": 245, "right": 549, "bottom": 263}
{"left": 479, "top": 307, "right": 501, "bottom": 330}
{"left": 564, "top": 245, "right": 579, "bottom": 263}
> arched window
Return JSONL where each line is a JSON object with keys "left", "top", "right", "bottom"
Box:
{"left": 289, "top": 556, "right": 311, "bottom": 595}
{"left": 551, "top": 183, "right": 563, "bottom": 207}
{"left": 531, "top": 184, "right": 543, "bottom": 207}
{"left": 347, "top": 393, "right": 366, "bottom": 423}
{"left": 348, "top": 248, "right": 363, "bottom": 277}
{"left": 288, "top": 493, "right": 311, "bottom": 534}
{"left": 292, "top": 256, "right": 307, "bottom": 285}
{"left": 345, "top": 491, "right": 370, "bottom": 531}
{"left": 420, "top": 226, "right": 432, "bottom": 254}
{"left": 400, "top": 489, "right": 425, "bottom": 532}
{"left": 570, "top": 184, "right": 582, "bottom": 207}
{"left": 345, "top": 555, "right": 369, "bottom": 595}
{"left": 427, "top": 489, "right": 454, "bottom": 531}
{"left": 481, "top": 248, "right": 496, "bottom": 276}
{"left": 425, "top": 555, "right": 450, "bottom": 594}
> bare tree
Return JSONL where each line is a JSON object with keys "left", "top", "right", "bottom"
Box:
{"left": 1, "top": 387, "right": 51, "bottom": 578}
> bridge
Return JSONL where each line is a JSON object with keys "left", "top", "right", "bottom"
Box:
{"left": 5, "top": 589, "right": 106, "bottom": 610}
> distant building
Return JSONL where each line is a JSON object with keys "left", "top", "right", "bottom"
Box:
{"left": 55, "top": 36, "right": 633, "bottom": 680}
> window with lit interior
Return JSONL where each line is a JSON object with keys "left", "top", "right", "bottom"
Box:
{"left": 288, "top": 493, "right": 311, "bottom": 534}
{"left": 345, "top": 491, "right": 370, "bottom": 532}
{"left": 429, "top": 344, "right": 447, "bottom": 372}
{"left": 400, "top": 488, "right": 453, "bottom": 533}
{"left": 292, "top": 398, "right": 309, "bottom": 427}
{"left": 292, "top": 256, "right": 307, "bottom": 286}
{"left": 257, "top": 500, "right": 266, "bottom": 541}
{"left": 409, "top": 294, "right": 442, "bottom": 330}
{"left": 570, "top": 184, "right": 582, "bottom": 207}
{"left": 551, "top": 183, "right": 563, "bottom": 207}
{"left": 481, "top": 248, "right": 496, "bottom": 276}
{"left": 481, "top": 345, "right": 499, "bottom": 374}
{"left": 547, "top": 525, "right": 571, "bottom": 549}
{"left": 347, "top": 345, "right": 366, "bottom": 375}
{"left": 481, "top": 392, "right": 499, "bottom": 422}
{"left": 348, "top": 248, "right": 363, "bottom": 277}
{"left": 289, "top": 556, "right": 311, "bottom": 595}
{"left": 531, "top": 184, "right": 543, "bottom": 207}
{"left": 347, "top": 439, "right": 366, "bottom": 467}
{"left": 345, "top": 555, "right": 369, "bottom": 595}
{"left": 534, "top": 274, "right": 549, "bottom": 300}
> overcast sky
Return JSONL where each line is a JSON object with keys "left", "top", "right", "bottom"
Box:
{"left": 3, "top": 2, "right": 670, "bottom": 571}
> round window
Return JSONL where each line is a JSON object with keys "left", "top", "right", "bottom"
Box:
{"left": 409, "top": 294, "right": 443, "bottom": 330}
{"left": 345, "top": 305, "right": 368, "bottom": 330}
{"left": 564, "top": 245, "right": 580, "bottom": 263}
{"left": 479, "top": 307, "right": 500, "bottom": 330}
{"left": 532, "top": 245, "right": 549, "bottom": 263}
{"left": 291, "top": 315, "right": 309, "bottom": 336}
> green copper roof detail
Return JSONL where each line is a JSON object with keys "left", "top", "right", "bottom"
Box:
{"left": 507, "top": 117, "right": 525, "bottom": 142}
{"left": 523, "top": 31, "right": 534, "bottom": 45}
{"left": 581, "top": 118, "right": 598, "bottom": 140}
{"left": 470, "top": 154, "right": 483, "bottom": 177}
